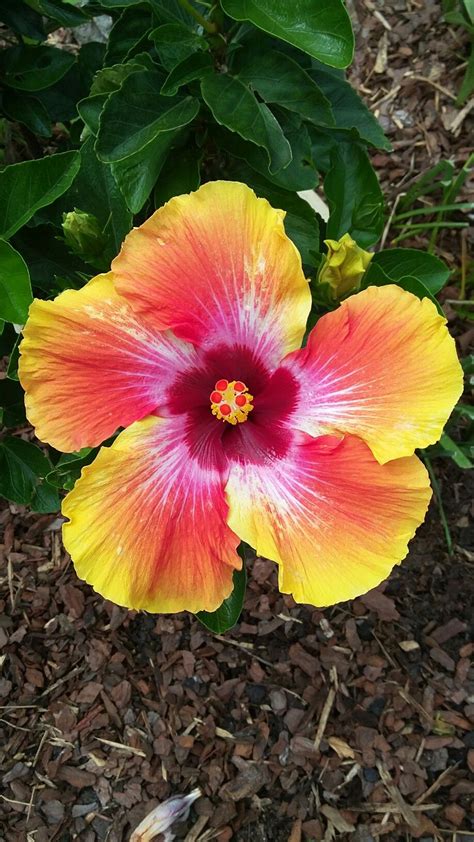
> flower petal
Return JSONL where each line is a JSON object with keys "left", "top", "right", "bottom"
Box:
{"left": 62, "top": 415, "right": 240, "bottom": 614}
{"left": 282, "top": 285, "right": 463, "bottom": 463}
{"left": 19, "top": 273, "right": 196, "bottom": 452}
{"left": 112, "top": 181, "right": 311, "bottom": 366}
{"left": 226, "top": 434, "right": 431, "bottom": 607}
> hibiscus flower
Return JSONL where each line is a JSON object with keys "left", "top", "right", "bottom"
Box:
{"left": 18, "top": 182, "right": 463, "bottom": 613}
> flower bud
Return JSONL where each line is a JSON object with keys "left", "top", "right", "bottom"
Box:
{"left": 318, "top": 233, "right": 373, "bottom": 298}
{"left": 61, "top": 209, "right": 106, "bottom": 267}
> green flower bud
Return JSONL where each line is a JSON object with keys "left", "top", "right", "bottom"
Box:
{"left": 62, "top": 209, "right": 106, "bottom": 267}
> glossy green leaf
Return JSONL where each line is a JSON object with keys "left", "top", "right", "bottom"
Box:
{"left": 105, "top": 8, "right": 153, "bottom": 66}
{"left": 112, "top": 129, "right": 183, "bottom": 213}
{"left": 161, "top": 52, "right": 213, "bottom": 96}
{"left": 0, "top": 437, "right": 52, "bottom": 505}
{"left": 0, "top": 241, "right": 32, "bottom": 325}
{"left": 11, "top": 225, "right": 88, "bottom": 294}
{"left": 96, "top": 70, "right": 199, "bottom": 162}
{"left": 324, "top": 143, "right": 384, "bottom": 247}
{"left": 2, "top": 91, "right": 51, "bottom": 137}
{"left": 30, "top": 480, "right": 60, "bottom": 513}
{"left": 366, "top": 248, "right": 451, "bottom": 295}
{"left": 149, "top": 23, "right": 208, "bottom": 71}
{"left": 0, "top": 0, "right": 45, "bottom": 40}
{"left": 310, "top": 61, "right": 390, "bottom": 149}
{"left": 221, "top": 0, "right": 354, "bottom": 68}
{"left": 215, "top": 111, "right": 317, "bottom": 191}
{"left": 236, "top": 50, "right": 334, "bottom": 127}
{"left": 154, "top": 144, "right": 201, "bottom": 207}
{"left": 196, "top": 564, "right": 247, "bottom": 633}
{"left": 36, "top": 0, "right": 89, "bottom": 26}
{"left": 0, "top": 45, "right": 75, "bottom": 91}
{"left": 201, "top": 73, "right": 292, "bottom": 174}
{"left": 0, "top": 151, "right": 80, "bottom": 240}
{"left": 77, "top": 93, "right": 109, "bottom": 137}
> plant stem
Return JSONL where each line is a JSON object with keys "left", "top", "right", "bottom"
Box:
{"left": 422, "top": 453, "right": 453, "bottom": 557}
{"left": 177, "top": 0, "right": 217, "bottom": 32}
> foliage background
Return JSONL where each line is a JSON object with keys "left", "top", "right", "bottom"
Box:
{"left": 0, "top": 0, "right": 472, "bottom": 624}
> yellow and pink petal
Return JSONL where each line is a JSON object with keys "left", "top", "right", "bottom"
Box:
{"left": 62, "top": 415, "right": 241, "bottom": 614}
{"left": 19, "top": 273, "right": 196, "bottom": 452}
{"left": 226, "top": 433, "right": 432, "bottom": 607}
{"left": 112, "top": 181, "right": 311, "bottom": 367}
{"left": 282, "top": 285, "right": 463, "bottom": 464}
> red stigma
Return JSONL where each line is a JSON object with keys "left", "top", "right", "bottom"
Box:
{"left": 215, "top": 379, "right": 228, "bottom": 391}
{"left": 220, "top": 403, "right": 231, "bottom": 416}
{"left": 234, "top": 381, "right": 246, "bottom": 392}
{"left": 235, "top": 394, "right": 247, "bottom": 407}
{"left": 210, "top": 390, "right": 222, "bottom": 403}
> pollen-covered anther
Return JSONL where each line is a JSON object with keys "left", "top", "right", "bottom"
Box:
{"left": 210, "top": 379, "right": 254, "bottom": 425}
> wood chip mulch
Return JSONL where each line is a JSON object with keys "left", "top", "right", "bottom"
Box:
{"left": 1, "top": 456, "right": 473, "bottom": 842}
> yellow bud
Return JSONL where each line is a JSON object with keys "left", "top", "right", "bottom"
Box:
{"left": 318, "top": 233, "right": 373, "bottom": 298}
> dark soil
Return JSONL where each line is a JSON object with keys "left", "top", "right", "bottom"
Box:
{"left": 1, "top": 1, "right": 473, "bottom": 841}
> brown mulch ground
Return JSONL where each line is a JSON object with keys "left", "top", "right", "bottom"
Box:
{"left": 1, "top": 1, "right": 473, "bottom": 841}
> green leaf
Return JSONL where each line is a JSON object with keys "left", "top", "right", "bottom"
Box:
{"left": 105, "top": 7, "right": 153, "bottom": 66}
{"left": 2, "top": 91, "right": 51, "bottom": 137}
{"left": 154, "top": 144, "right": 201, "bottom": 207}
{"left": 36, "top": 0, "right": 89, "bottom": 26}
{"left": 0, "top": 240, "right": 33, "bottom": 323}
{"left": 324, "top": 142, "right": 384, "bottom": 247}
{"left": 367, "top": 248, "right": 451, "bottom": 295}
{"left": 215, "top": 111, "right": 317, "bottom": 191}
{"left": 226, "top": 162, "right": 320, "bottom": 265}
{"left": 236, "top": 50, "right": 334, "bottom": 127}
{"left": 457, "top": 41, "right": 474, "bottom": 105}
{"left": 149, "top": 23, "right": 208, "bottom": 71}
{"left": 30, "top": 480, "right": 60, "bottom": 513}
{"left": 0, "top": 437, "right": 52, "bottom": 505}
{"left": 112, "top": 129, "right": 183, "bottom": 213}
{"left": 201, "top": 73, "right": 292, "bottom": 174}
{"left": 0, "top": 150, "right": 80, "bottom": 240}
{"left": 0, "top": 45, "right": 75, "bottom": 91}
{"left": 196, "top": 563, "right": 247, "bottom": 633}
{"left": 12, "top": 225, "right": 88, "bottom": 294}
{"left": 90, "top": 56, "right": 152, "bottom": 97}
{"left": 77, "top": 93, "right": 109, "bottom": 136}
{"left": 221, "top": 0, "right": 354, "bottom": 68}
{"left": 161, "top": 52, "right": 213, "bottom": 96}
{"left": 0, "top": 0, "right": 45, "bottom": 40}
{"left": 310, "top": 61, "right": 390, "bottom": 149}
{"left": 7, "top": 333, "right": 20, "bottom": 380}
{"left": 46, "top": 448, "right": 95, "bottom": 490}
{"left": 96, "top": 70, "right": 199, "bottom": 162}
{"left": 439, "top": 432, "right": 473, "bottom": 469}
{"left": 0, "top": 378, "right": 26, "bottom": 427}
